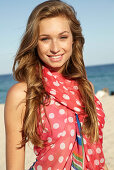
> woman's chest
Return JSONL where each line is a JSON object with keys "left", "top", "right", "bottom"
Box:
{"left": 37, "top": 97, "right": 76, "bottom": 142}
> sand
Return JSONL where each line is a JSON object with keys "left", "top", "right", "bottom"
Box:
{"left": 100, "top": 96, "right": 114, "bottom": 169}
{"left": 0, "top": 95, "right": 114, "bottom": 169}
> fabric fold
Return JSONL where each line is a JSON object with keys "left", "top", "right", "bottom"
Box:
{"left": 30, "top": 66, "right": 105, "bottom": 170}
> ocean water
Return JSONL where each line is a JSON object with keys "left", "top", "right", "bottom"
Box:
{"left": 0, "top": 64, "right": 114, "bottom": 104}
{"left": 86, "top": 64, "right": 114, "bottom": 94}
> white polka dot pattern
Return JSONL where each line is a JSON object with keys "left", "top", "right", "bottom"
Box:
{"left": 44, "top": 77, "right": 48, "bottom": 82}
{"left": 41, "top": 113, "right": 45, "bottom": 118}
{"left": 61, "top": 101, "right": 67, "bottom": 106}
{"left": 94, "top": 159, "right": 99, "bottom": 165}
{"left": 48, "top": 167, "right": 51, "bottom": 170}
{"left": 96, "top": 148, "right": 101, "bottom": 154}
{"left": 99, "top": 135, "right": 102, "bottom": 139}
{"left": 100, "top": 158, "right": 104, "bottom": 163}
{"left": 57, "top": 130, "right": 66, "bottom": 138}
{"left": 49, "top": 113, "right": 55, "bottom": 119}
{"left": 64, "top": 118, "right": 67, "bottom": 123}
{"left": 53, "top": 123, "right": 59, "bottom": 129}
{"left": 68, "top": 117, "right": 73, "bottom": 123}
{"left": 63, "top": 94, "right": 70, "bottom": 100}
{"left": 60, "top": 143, "right": 65, "bottom": 150}
{"left": 73, "top": 86, "right": 78, "bottom": 90}
{"left": 58, "top": 156, "right": 64, "bottom": 163}
{"left": 63, "top": 86, "right": 68, "bottom": 90}
{"left": 61, "top": 131, "right": 66, "bottom": 137}
{"left": 37, "top": 165, "right": 42, "bottom": 170}
{"left": 86, "top": 155, "right": 90, "bottom": 162}
{"left": 50, "top": 89, "right": 56, "bottom": 95}
{"left": 47, "top": 71, "right": 52, "bottom": 76}
{"left": 88, "top": 149, "right": 93, "bottom": 155}
{"left": 59, "top": 109, "right": 65, "bottom": 115}
{"left": 32, "top": 67, "right": 105, "bottom": 169}
{"left": 53, "top": 80, "right": 60, "bottom": 87}
{"left": 83, "top": 138, "right": 87, "bottom": 144}
{"left": 70, "top": 91, "right": 75, "bottom": 95}
{"left": 55, "top": 102, "right": 60, "bottom": 106}
{"left": 48, "top": 155, "right": 54, "bottom": 161}
{"left": 50, "top": 100, "right": 54, "bottom": 105}
{"left": 47, "top": 137, "right": 52, "bottom": 143}
{"left": 69, "top": 143, "right": 73, "bottom": 150}
{"left": 51, "top": 144, "right": 55, "bottom": 148}
{"left": 74, "top": 107, "right": 80, "bottom": 112}
{"left": 57, "top": 132, "right": 62, "bottom": 138}
{"left": 66, "top": 157, "right": 68, "bottom": 161}
{"left": 70, "top": 129, "right": 75, "bottom": 137}
{"left": 76, "top": 100, "right": 81, "bottom": 106}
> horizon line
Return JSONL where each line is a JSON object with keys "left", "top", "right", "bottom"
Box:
{"left": 0, "top": 63, "right": 114, "bottom": 76}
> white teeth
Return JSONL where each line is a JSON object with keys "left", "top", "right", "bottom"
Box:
{"left": 48, "top": 55, "right": 62, "bottom": 58}
{"left": 52, "top": 56, "right": 61, "bottom": 58}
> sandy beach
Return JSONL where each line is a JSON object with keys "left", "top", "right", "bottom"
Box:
{"left": 0, "top": 95, "right": 114, "bottom": 170}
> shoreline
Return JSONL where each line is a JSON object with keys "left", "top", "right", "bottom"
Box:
{"left": 1, "top": 95, "right": 114, "bottom": 169}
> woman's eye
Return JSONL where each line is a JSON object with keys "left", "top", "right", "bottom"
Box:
{"left": 60, "top": 36, "right": 68, "bottom": 39}
{"left": 41, "top": 38, "right": 49, "bottom": 41}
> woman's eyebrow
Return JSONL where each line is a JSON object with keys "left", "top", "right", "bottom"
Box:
{"left": 59, "top": 31, "right": 69, "bottom": 35}
{"left": 39, "top": 31, "right": 69, "bottom": 37}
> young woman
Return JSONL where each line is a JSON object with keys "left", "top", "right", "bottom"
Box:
{"left": 4, "top": 0, "right": 108, "bottom": 169}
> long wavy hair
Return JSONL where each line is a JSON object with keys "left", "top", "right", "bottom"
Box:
{"left": 13, "top": 0, "right": 99, "bottom": 148}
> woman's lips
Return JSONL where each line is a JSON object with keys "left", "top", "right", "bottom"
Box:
{"left": 47, "top": 54, "right": 64, "bottom": 62}
{"left": 47, "top": 54, "right": 63, "bottom": 57}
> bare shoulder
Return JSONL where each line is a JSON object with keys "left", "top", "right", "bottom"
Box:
{"left": 5, "top": 82, "right": 27, "bottom": 109}
{"left": 4, "top": 82, "right": 27, "bottom": 128}
{"left": 6, "top": 82, "right": 27, "bottom": 103}
{"left": 4, "top": 82, "right": 27, "bottom": 169}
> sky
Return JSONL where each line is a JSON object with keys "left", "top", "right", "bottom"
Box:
{"left": 0, "top": 0, "right": 114, "bottom": 74}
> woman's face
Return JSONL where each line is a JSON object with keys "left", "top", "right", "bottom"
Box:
{"left": 37, "top": 16, "right": 73, "bottom": 72}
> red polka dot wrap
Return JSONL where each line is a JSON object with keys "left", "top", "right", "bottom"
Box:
{"left": 30, "top": 66, "right": 105, "bottom": 170}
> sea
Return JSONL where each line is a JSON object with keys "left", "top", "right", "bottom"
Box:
{"left": 0, "top": 64, "right": 114, "bottom": 104}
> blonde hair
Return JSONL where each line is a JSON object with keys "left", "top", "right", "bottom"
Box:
{"left": 13, "top": 0, "right": 98, "bottom": 147}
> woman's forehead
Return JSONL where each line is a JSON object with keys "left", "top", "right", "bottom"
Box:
{"left": 38, "top": 16, "right": 71, "bottom": 35}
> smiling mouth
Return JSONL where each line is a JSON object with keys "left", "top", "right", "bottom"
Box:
{"left": 47, "top": 54, "right": 64, "bottom": 58}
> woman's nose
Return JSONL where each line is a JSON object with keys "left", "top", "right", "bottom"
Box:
{"left": 50, "top": 40, "right": 60, "bottom": 54}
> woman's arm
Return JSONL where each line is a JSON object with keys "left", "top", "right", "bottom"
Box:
{"left": 4, "top": 82, "right": 27, "bottom": 170}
